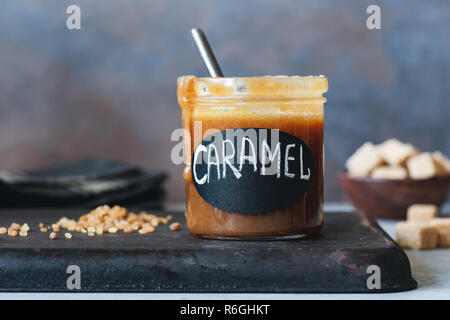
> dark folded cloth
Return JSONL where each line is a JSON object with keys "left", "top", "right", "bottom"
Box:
{"left": 0, "top": 158, "right": 167, "bottom": 209}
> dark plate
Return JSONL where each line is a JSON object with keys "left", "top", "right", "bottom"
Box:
{"left": 0, "top": 208, "right": 416, "bottom": 293}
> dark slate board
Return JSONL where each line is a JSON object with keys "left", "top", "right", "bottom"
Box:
{"left": 0, "top": 209, "right": 416, "bottom": 293}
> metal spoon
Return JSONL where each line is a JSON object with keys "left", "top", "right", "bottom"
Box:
{"left": 191, "top": 28, "right": 224, "bottom": 77}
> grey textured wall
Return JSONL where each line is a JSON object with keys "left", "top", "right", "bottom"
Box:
{"left": 1, "top": 0, "right": 449, "bottom": 201}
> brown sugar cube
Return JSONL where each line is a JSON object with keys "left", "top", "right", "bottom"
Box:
{"left": 432, "top": 152, "right": 450, "bottom": 176}
{"left": 429, "top": 218, "right": 450, "bottom": 247}
{"left": 407, "top": 204, "right": 438, "bottom": 222}
{"left": 395, "top": 222, "right": 437, "bottom": 250}
{"left": 377, "top": 139, "right": 418, "bottom": 166}
{"left": 370, "top": 166, "right": 408, "bottom": 180}
{"left": 346, "top": 142, "right": 383, "bottom": 177}
{"left": 406, "top": 153, "right": 438, "bottom": 180}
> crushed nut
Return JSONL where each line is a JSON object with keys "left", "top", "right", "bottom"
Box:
{"left": 39, "top": 222, "right": 44, "bottom": 228}
{"left": 124, "top": 226, "right": 134, "bottom": 233}
{"left": 8, "top": 228, "right": 18, "bottom": 237}
{"left": 51, "top": 224, "right": 60, "bottom": 232}
{"left": 141, "top": 224, "right": 155, "bottom": 234}
{"left": 21, "top": 223, "right": 30, "bottom": 232}
{"left": 131, "top": 223, "right": 139, "bottom": 231}
{"left": 108, "top": 227, "right": 118, "bottom": 233}
{"left": 19, "top": 230, "right": 28, "bottom": 237}
{"left": 49, "top": 232, "right": 57, "bottom": 240}
{"left": 10, "top": 223, "right": 21, "bottom": 231}
{"left": 159, "top": 217, "right": 168, "bottom": 224}
{"left": 169, "top": 222, "right": 181, "bottom": 231}
{"left": 138, "top": 225, "right": 155, "bottom": 234}
{"left": 0, "top": 227, "right": 7, "bottom": 235}
{"left": 150, "top": 218, "right": 160, "bottom": 227}
{"left": 64, "top": 233, "right": 72, "bottom": 239}
{"left": 40, "top": 227, "right": 48, "bottom": 232}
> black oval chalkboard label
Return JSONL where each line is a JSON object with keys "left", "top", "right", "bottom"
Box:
{"left": 192, "top": 128, "right": 314, "bottom": 214}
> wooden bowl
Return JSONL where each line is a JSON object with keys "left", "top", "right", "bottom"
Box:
{"left": 339, "top": 173, "right": 450, "bottom": 220}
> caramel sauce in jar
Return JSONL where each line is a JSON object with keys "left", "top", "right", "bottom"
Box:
{"left": 177, "top": 76, "right": 328, "bottom": 239}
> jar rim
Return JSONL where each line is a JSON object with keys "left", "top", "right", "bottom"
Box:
{"left": 177, "top": 75, "right": 328, "bottom": 100}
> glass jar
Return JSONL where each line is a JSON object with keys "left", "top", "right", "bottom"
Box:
{"left": 177, "top": 75, "right": 328, "bottom": 240}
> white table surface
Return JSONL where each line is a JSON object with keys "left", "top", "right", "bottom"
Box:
{"left": 1, "top": 203, "right": 449, "bottom": 300}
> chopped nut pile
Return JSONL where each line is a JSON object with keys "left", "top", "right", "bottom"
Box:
{"left": 0, "top": 205, "right": 180, "bottom": 240}
{"left": 54, "top": 205, "right": 173, "bottom": 236}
